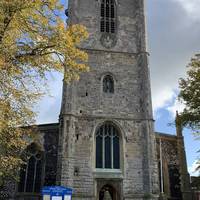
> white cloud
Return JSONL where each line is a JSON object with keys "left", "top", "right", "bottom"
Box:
{"left": 35, "top": 72, "right": 62, "bottom": 124}
{"left": 148, "top": 0, "right": 200, "bottom": 122}
{"left": 167, "top": 98, "right": 185, "bottom": 118}
{"left": 152, "top": 86, "right": 186, "bottom": 120}
{"left": 173, "top": 0, "right": 200, "bottom": 20}
{"left": 188, "top": 160, "right": 200, "bottom": 176}
{"left": 152, "top": 87, "right": 176, "bottom": 113}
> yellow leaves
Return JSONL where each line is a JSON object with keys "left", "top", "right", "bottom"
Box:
{"left": 0, "top": 155, "right": 23, "bottom": 183}
{"left": 66, "top": 25, "right": 89, "bottom": 44}
{"left": 1, "top": 0, "right": 89, "bottom": 81}
{"left": 0, "top": 0, "right": 89, "bottom": 182}
{"left": 0, "top": 156, "right": 22, "bottom": 171}
{"left": 61, "top": 24, "right": 89, "bottom": 82}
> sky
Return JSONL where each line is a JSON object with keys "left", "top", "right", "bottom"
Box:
{"left": 35, "top": 0, "right": 200, "bottom": 176}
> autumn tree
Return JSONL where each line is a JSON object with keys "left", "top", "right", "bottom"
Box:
{"left": 0, "top": 0, "right": 88, "bottom": 184}
{"left": 178, "top": 54, "right": 200, "bottom": 133}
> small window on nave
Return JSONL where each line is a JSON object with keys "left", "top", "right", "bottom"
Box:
{"left": 18, "top": 143, "right": 44, "bottom": 193}
{"left": 100, "top": 0, "right": 116, "bottom": 33}
{"left": 103, "top": 75, "right": 114, "bottom": 93}
{"left": 96, "top": 123, "right": 120, "bottom": 169}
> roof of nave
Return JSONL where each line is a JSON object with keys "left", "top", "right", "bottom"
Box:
{"left": 155, "top": 132, "right": 177, "bottom": 141}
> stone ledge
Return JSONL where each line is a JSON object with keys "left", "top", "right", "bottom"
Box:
{"left": 93, "top": 169, "right": 123, "bottom": 179}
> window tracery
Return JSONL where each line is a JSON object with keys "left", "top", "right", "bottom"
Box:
{"left": 100, "top": 0, "right": 116, "bottom": 33}
{"left": 18, "top": 143, "right": 43, "bottom": 193}
{"left": 96, "top": 123, "right": 120, "bottom": 169}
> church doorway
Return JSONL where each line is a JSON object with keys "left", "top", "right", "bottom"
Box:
{"left": 99, "top": 185, "right": 117, "bottom": 200}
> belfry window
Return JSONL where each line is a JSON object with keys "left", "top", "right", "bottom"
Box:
{"left": 18, "top": 143, "right": 43, "bottom": 193}
{"left": 100, "top": 0, "right": 116, "bottom": 33}
{"left": 103, "top": 75, "right": 114, "bottom": 93}
{"left": 96, "top": 123, "right": 120, "bottom": 169}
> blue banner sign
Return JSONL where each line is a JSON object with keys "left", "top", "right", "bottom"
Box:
{"left": 42, "top": 186, "right": 73, "bottom": 200}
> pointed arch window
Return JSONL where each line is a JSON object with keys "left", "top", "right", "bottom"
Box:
{"left": 96, "top": 123, "right": 120, "bottom": 169}
{"left": 103, "top": 75, "right": 114, "bottom": 93}
{"left": 100, "top": 0, "right": 116, "bottom": 33}
{"left": 18, "top": 143, "right": 44, "bottom": 193}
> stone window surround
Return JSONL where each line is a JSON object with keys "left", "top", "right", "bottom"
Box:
{"left": 93, "top": 121, "right": 124, "bottom": 179}
{"left": 103, "top": 74, "right": 115, "bottom": 93}
{"left": 100, "top": 72, "right": 117, "bottom": 96}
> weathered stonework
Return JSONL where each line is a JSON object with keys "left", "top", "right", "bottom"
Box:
{"left": 0, "top": 1, "right": 192, "bottom": 200}
{"left": 0, "top": 128, "right": 191, "bottom": 200}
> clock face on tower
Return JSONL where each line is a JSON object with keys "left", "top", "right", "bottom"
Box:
{"left": 100, "top": 33, "right": 117, "bottom": 49}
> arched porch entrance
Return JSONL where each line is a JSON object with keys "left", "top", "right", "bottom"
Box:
{"left": 97, "top": 180, "right": 122, "bottom": 200}
{"left": 99, "top": 185, "right": 116, "bottom": 200}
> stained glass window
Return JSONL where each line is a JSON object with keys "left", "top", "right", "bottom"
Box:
{"left": 96, "top": 123, "right": 120, "bottom": 169}
{"left": 96, "top": 133, "right": 103, "bottom": 168}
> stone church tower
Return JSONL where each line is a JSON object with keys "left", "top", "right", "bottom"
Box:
{"left": 57, "top": 0, "right": 159, "bottom": 199}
